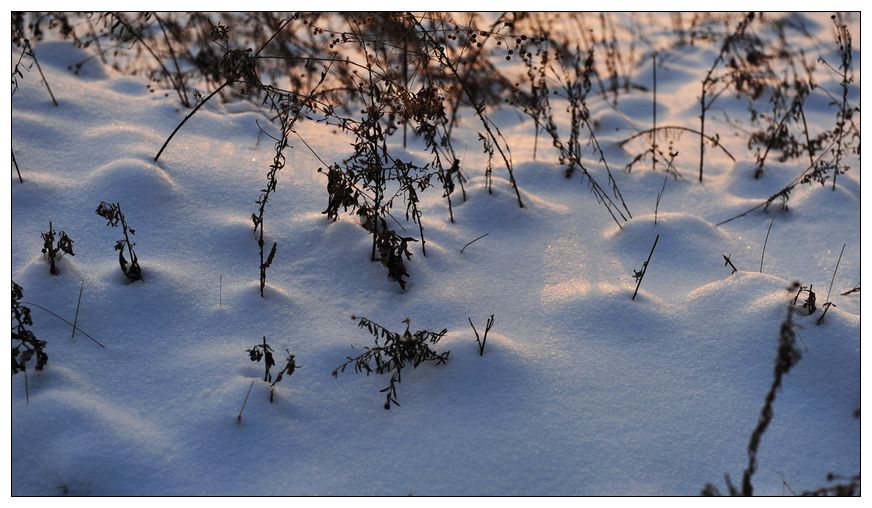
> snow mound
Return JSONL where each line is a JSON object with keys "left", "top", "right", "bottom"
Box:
{"left": 89, "top": 158, "right": 181, "bottom": 205}
{"left": 604, "top": 212, "right": 733, "bottom": 299}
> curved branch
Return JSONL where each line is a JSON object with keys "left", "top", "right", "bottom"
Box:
{"left": 154, "top": 80, "right": 230, "bottom": 162}
{"left": 619, "top": 126, "right": 735, "bottom": 162}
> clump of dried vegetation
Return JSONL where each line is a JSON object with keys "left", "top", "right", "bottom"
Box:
{"left": 332, "top": 316, "right": 449, "bottom": 410}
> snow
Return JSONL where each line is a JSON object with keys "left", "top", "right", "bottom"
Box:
{"left": 8, "top": 12, "right": 860, "bottom": 496}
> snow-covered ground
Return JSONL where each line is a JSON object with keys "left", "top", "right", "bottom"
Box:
{"left": 8, "top": 12, "right": 860, "bottom": 496}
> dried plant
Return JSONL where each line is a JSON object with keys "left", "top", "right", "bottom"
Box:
{"left": 816, "top": 243, "right": 845, "bottom": 326}
{"left": 468, "top": 314, "right": 495, "bottom": 356}
{"left": 246, "top": 336, "right": 298, "bottom": 402}
{"left": 822, "top": 15, "right": 858, "bottom": 191}
{"left": 632, "top": 235, "right": 660, "bottom": 300}
{"left": 12, "top": 281, "right": 48, "bottom": 376}
{"left": 790, "top": 284, "right": 816, "bottom": 315}
{"left": 332, "top": 316, "right": 449, "bottom": 410}
{"left": 95, "top": 201, "right": 142, "bottom": 282}
{"left": 698, "top": 12, "right": 762, "bottom": 182}
{"left": 703, "top": 283, "right": 803, "bottom": 496}
{"left": 722, "top": 254, "right": 739, "bottom": 275}
{"left": 40, "top": 222, "right": 75, "bottom": 276}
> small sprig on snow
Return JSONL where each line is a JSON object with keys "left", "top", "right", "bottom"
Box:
{"left": 269, "top": 351, "right": 299, "bottom": 402}
{"left": 12, "top": 281, "right": 47, "bottom": 376}
{"left": 40, "top": 221, "right": 75, "bottom": 276}
{"left": 246, "top": 337, "right": 297, "bottom": 402}
{"left": 96, "top": 201, "right": 142, "bottom": 282}
{"left": 632, "top": 235, "right": 660, "bottom": 300}
{"left": 468, "top": 314, "right": 495, "bottom": 356}
{"left": 791, "top": 284, "right": 816, "bottom": 315}
{"left": 332, "top": 316, "right": 449, "bottom": 410}
{"left": 247, "top": 336, "right": 275, "bottom": 383}
{"left": 722, "top": 254, "right": 738, "bottom": 275}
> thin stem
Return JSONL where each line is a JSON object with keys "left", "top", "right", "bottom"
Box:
{"left": 619, "top": 126, "right": 735, "bottom": 161}
{"left": 71, "top": 280, "right": 84, "bottom": 339}
{"left": 699, "top": 86, "right": 706, "bottom": 182}
{"left": 716, "top": 135, "right": 840, "bottom": 227}
{"left": 632, "top": 234, "right": 660, "bottom": 300}
{"left": 460, "top": 232, "right": 489, "bottom": 253}
{"left": 154, "top": 17, "right": 294, "bottom": 162}
{"left": 760, "top": 218, "right": 774, "bottom": 273}
{"left": 153, "top": 12, "right": 189, "bottom": 107}
{"left": 22, "top": 301, "right": 106, "bottom": 349}
{"left": 154, "top": 80, "right": 230, "bottom": 162}
{"left": 816, "top": 243, "right": 846, "bottom": 325}
{"left": 237, "top": 380, "right": 255, "bottom": 423}
{"left": 12, "top": 148, "right": 23, "bottom": 183}
{"left": 110, "top": 13, "right": 185, "bottom": 106}
{"left": 652, "top": 52, "right": 657, "bottom": 172}
{"left": 412, "top": 15, "right": 524, "bottom": 208}
{"left": 28, "top": 41, "right": 57, "bottom": 107}
{"left": 723, "top": 254, "right": 738, "bottom": 275}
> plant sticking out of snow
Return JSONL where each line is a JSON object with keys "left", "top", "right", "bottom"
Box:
{"left": 468, "top": 314, "right": 495, "bottom": 356}
{"left": 95, "top": 201, "right": 142, "bottom": 282}
{"left": 40, "top": 221, "right": 75, "bottom": 276}
{"left": 697, "top": 12, "right": 760, "bottom": 183}
{"left": 247, "top": 336, "right": 275, "bottom": 383}
{"left": 703, "top": 283, "right": 803, "bottom": 496}
{"left": 822, "top": 15, "right": 859, "bottom": 192}
{"left": 12, "top": 281, "right": 47, "bottom": 374}
{"left": 268, "top": 351, "right": 299, "bottom": 403}
{"left": 514, "top": 43, "right": 632, "bottom": 227}
{"left": 722, "top": 254, "right": 739, "bottom": 275}
{"left": 632, "top": 235, "right": 660, "bottom": 300}
{"left": 840, "top": 283, "right": 859, "bottom": 297}
{"left": 12, "top": 281, "right": 47, "bottom": 403}
{"left": 816, "top": 243, "right": 846, "bottom": 326}
{"left": 246, "top": 336, "right": 298, "bottom": 403}
{"left": 332, "top": 316, "right": 449, "bottom": 410}
{"left": 791, "top": 284, "right": 816, "bottom": 316}
{"left": 653, "top": 143, "right": 679, "bottom": 226}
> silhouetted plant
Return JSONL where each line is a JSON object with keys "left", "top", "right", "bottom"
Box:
{"left": 40, "top": 221, "right": 75, "bottom": 276}
{"left": 759, "top": 217, "right": 774, "bottom": 273}
{"left": 816, "top": 243, "right": 845, "bottom": 326}
{"left": 95, "top": 201, "right": 142, "bottom": 282}
{"left": 653, "top": 144, "right": 679, "bottom": 226}
{"left": 799, "top": 472, "right": 860, "bottom": 496}
{"left": 702, "top": 283, "right": 802, "bottom": 496}
{"left": 12, "top": 281, "right": 47, "bottom": 376}
{"left": 12, "top": 37, "right": 57, "bottom": 106}
{"left": 632, "top": 235, "right": 660, "bottom": 300}
{"left": 412, "top": 14, "right": 525, "bottom": 208}
{"left": 698, "top": 12, "right": 759, "bottom": 182}
{"left": 722, "top": 254, "right": 739, "bottom": 275}
{"left": 247, "top": 336, "right": 275, "bottom": 383}
{"left": 12, "top": 36, "right": 58, "bottom": 183}
{"left": 749, "top": 75, "right": 813, "bottom": 179}
{"left": 822, "top": 15, "right": 858, "bottom": 191}
{"left": 332, "top": 316, "right": 449, "bottom": 410}
{"left": 716, "top": 133, "right": 847, "bottom": 226}
{"left": 515, "top": 44, "right": 632, "bottom": 227}
{"left": 840, "top": 283, "right": 859, "bottom": 297}
{"left": 791, "top": 284, "right": 816, "bottom": 315}
{"left": 468, "top": 314, "right": 494, "bottom": 356}
{"left": 269, "top": 350, "right": 299, "bottom": 403}
{"left": 246, "top": 336, "right": 297, "bottom": 402}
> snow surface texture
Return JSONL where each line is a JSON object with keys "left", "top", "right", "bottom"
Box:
{"left": 10, "top": 13, "right": 860, "bottom": 495}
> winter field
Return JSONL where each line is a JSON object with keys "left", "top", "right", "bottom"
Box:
{"left": 8, "top": 12, "right": 862, "bottom": 496}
